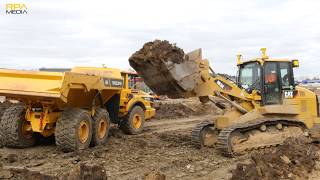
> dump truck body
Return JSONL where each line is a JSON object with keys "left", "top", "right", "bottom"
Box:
{"left": 0, "top": 68, "right": 123, "bottom": 107}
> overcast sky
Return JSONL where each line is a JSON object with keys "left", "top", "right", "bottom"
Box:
{"left": 1, "top": 0, "right": 319, "bottom": 78}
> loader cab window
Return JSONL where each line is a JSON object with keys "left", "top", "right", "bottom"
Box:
{"left": 263, "top": 62, "right": 280, "bottom": 104}
{"left": 263, "top": 62, "right": 295, "bottom": 105}
{"left": 279, "top": 62, "right": 293, "bottom": 89}
{"left": 238, "top": 62, "right": 261, "bottom": 93}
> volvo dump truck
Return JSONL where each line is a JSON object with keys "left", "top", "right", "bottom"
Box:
{"left": 129, "top": 40, "right": 320, "bottom": 157}
{"left": 0, "top": 67, "right": 155, "bottom": 152}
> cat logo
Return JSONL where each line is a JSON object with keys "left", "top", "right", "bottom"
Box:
{"left": 6, "top": 3, "right": 28, "bottom": 15}
{"left": 284, "top": 90, "right": 294, "bottom": 99}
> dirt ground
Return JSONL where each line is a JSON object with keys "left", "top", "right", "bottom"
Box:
{"left": 0, "top": 98, "right": 235, "bottom": 180}
{"left": 0, "top": 116, "right": 238, "bottom": 180}
{"left": 0, "top": 98, "right": 320, "bottom": 180}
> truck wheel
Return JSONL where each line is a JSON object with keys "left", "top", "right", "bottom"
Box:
{"left": 55, "top": 108, "right": 93, "bottom": 152}
{"left": 0, "top": 105, "right": 35, "bottom": 148}
{"left": 91, "top": 108, "right": 110, "bottom": 146}
{"left": 120, "top": 106, "right": 145, "bottom": 135}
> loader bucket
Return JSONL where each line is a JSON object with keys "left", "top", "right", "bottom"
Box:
{"left": 129, "top": 40, "right": 210, "bottom": 98}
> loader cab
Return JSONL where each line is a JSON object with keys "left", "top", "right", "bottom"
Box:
{"left": 262, "top": 61, "right": 296, "bottom": 104}
{"left": 237, "top": 54, "right": 298, "bottom": 105}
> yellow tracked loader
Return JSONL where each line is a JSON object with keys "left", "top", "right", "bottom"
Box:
{"left": 0, "top": 67, "right": 155, "bottom": 151}
{"left": 129, "top": 40, "right": 320, "bottom": 157}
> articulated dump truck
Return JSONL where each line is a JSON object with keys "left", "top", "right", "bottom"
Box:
{"left": 0, "top": 67, "right": 155, "bottom": 152}
{"left": 129, "top": 40, "right": 320, "bottom": 157}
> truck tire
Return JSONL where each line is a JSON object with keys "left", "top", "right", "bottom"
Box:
{"left": 91, "top": 108, "right": 110, "bottom": 146}
{"left": 0, "top": 105, "right": 35, "bottom": 148}
{"left": 55, "top": 108, "right": 93, "bottom": 152}
{"left": 0, "top": 103, "right": 8, "bottom": 119}
{"left": 120, "top": 106, "right": 145, "bottom": 135}
{"left": 0, "top": 103, "right": 6, "bottom": 148}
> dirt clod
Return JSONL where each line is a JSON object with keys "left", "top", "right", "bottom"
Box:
{"left": 78, "top": 163, "right": 108, "bottom": 180}
{"left": 129, "top": 40, "right": 187, "bottom": 98}
{"left": 231, "top": 137, "right": 320, "bottom": 180}
{"left": 129, "top": 40, "right": 184, "bottom": 65}
{"left": 144, "top": 171, "right": 166, "bottom": 180}
{"left": 6, "top": 154, "right": 18, "bottom": 163}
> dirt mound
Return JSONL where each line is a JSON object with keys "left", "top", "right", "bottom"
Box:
{"left": 155, "top": 102, "right": 194, "bottom": 119}
{"left": 231, "top": 137, "right": 320, "bottom": 180}
{"left": 154, "top": 98, "right": 222, "bottom": 119}
{"left": 130, "top": 40, "right": 184, "bottom": 64}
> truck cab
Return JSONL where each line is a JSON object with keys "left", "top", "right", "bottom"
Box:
{"left": 116, "top": 71, "right": 156, "bottom": 134}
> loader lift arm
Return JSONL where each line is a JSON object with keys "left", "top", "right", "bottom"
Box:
{"left": 129, "top": 45, "right": 254, "bottom": 114}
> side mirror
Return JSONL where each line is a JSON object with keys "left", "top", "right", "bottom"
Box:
{"left": 292, "top": 60, "right": 299, "bottom": 68}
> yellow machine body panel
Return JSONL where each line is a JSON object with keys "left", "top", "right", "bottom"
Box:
{"left": 0, "top": 67, "right": 123, "bottom": 107}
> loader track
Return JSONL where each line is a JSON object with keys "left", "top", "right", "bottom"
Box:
{"left": 216, "top": 118, "right": 307, "bottom": 157}
{"left": 191, "top": 121, "right": 214, "bottom": 148}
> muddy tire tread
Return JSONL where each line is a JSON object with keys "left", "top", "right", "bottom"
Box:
{"left": 55, "top": 108, "right": 92, "bottom": 152}
{"left": 91, "top": 108, "right": 110, "bottom": 146}
{"left": 120, "top": 106, "right": 145, "bottom": 135}
{"left": 0, "top": 105, "right": 35, "bottom": 148}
